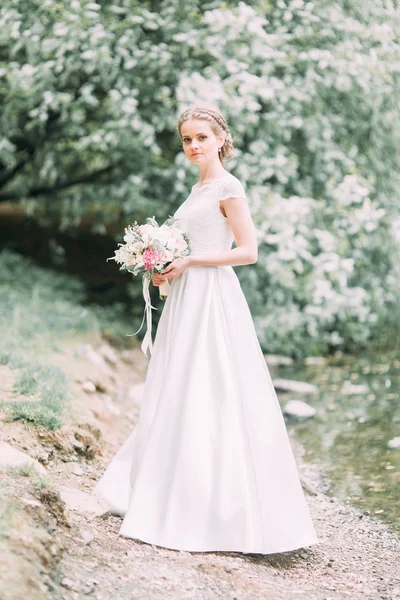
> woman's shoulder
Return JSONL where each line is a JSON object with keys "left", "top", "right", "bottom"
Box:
{"left": 190, "top": 172, "right": 246, "bottom": 200}
{"left": 219, "top": 172, "right": 247, "bottom": 200}
{"left": 221, "top": 171, "right": 241, "bottom": 184}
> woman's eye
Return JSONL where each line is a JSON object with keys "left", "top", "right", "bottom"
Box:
{"left": 183, "top": 138, "right": 190, "bottom": 143}
{"left": 199, "top": 136, "right": 207, "bottom": 140}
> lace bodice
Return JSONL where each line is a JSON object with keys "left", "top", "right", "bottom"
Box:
{"left": 173, "top": 174, "right": 247, "bottom": 255}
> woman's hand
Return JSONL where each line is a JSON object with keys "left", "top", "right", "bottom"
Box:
{"left": 152, "top": 257, "right": 191, "bottom": 286}
{"left": 162, "top": 257, "right": 191, "bottom": 280}
{"left": 151, "top": 272, "right": 166, "bottom": 287}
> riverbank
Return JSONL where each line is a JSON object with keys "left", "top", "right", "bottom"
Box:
{"left": 1, "top": 336, "right": 399, "bottom": 600}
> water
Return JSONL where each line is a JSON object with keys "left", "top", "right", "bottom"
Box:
{"left": 276, "top": 352, "right": 400, "bottom": 532}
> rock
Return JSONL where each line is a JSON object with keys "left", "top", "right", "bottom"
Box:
{"left": 19, "top": 496, "right": 42, "bottom": 508}
{"left": 120, "top": 350, "right": 133, "bottom": 363}
{"left": 98, "top": 343, "right": 118, "bottom": 366}
{"left": 264, "top": 354, "right": 294, "bottom": 366}
{"left": 300, "top": 477, "right": 318, "bottom": 496}
{"left": 58, "top": 485, "right": 109, "bottom": 517}
{"left": 101, "top": 394, "right": 121, "bottom": 416}
{"left": 91, "top": 376, "right": 110, "bottom": 393}
{"left": 82, "top": 583, "right": 96, "bottom": 595}
{"left": 38, "top": 487, "right": 70, "bottom": 527}
{"left": 304, "top": 356, "right": 327, "bottom": 366}
{"left": 98, "top": 510, "right": 111, "bottom": 520}
{"left": 40, "top": 422, "right": 103, "bottom": 460}
{"left": 388, "top": 437, "right": 400, "bottom": 449}
{"left": 82, "top": 380, "right": 96, "bottom": 393}
{"left": 127, "top": 383, "right": 145, "bottom": 405}
{"left": 341, "top": 382, "right": 369, "bottom": 395}
{"left": 75, "top": 344, "right": 108, "bottom": 368}
{"left": 283, "top": 400, "right": 316, "bottom": 419}
{"left": 0, "top": 441, "right": 47, "bottom": 474}
{"left": 36, "top": 451, "right": 50, "bottom": 465}
{"left": 63, "top": 462, "right": 84, "bottom": 476}
{"left": 61, "top": 577, "right": 77, "bottom": 590}
{"left": 72, "top": 439, "right": 85, "bottom": 452}
{"left": 273, "top": 379, "right": 318, "bottom": 394}
{"left": 80, "top": 528, "right": 95, "bottom": 545}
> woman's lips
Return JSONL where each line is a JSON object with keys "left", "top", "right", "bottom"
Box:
{"left": 191, "top": 153, "right": 201, "bottom": 157}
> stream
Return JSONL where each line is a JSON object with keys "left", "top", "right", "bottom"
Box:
{"left": 276, "top": 352, "right": 400, "bottom": 532}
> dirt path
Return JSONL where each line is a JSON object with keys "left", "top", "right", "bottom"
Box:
{"left": 1, "top": 340, "right": 399, "bottom": 600}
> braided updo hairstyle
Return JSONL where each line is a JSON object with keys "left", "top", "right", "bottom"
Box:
{"left": 178, "top": 105, "right": 234, "bottom": 162}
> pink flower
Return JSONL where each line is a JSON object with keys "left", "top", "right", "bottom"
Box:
{"left": 143, "top": 247, "right": 162, "bottom": 271}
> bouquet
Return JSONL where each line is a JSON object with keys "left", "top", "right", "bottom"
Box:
{"left": 108, "top": 216, "right": 190, "bottom": 356}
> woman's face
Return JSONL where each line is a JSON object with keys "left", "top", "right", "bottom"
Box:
{"left": 180, "top": 119, "right": 224, "bottom": 165}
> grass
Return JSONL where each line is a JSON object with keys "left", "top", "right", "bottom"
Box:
{"left": 2, "top": 463, "right": 55, "bottom": 491}
{"left": 5, "top": 463, "right": 37, "bottom": 478}
{"left": 0, "top": 501, "right": 15, "bottom": 541}
{"left": 0, "top": 250, "right": 98, "bottom": 359}
{"left": 32, "top": 474, "right": 55, "bottom": 490}
{"left": 0, "top": 364, "right": 70, "bottom": 430}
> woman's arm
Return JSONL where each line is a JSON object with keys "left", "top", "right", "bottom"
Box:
{"left": 153, "top": 196, "right": 257, "bottom": 285}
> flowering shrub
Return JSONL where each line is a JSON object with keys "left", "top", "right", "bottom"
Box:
{"left": 244, "top": 175, "right": 397, "bottom": 356}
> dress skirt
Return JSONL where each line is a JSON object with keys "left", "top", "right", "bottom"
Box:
{"left": 94, "top": 265, "right": 318, "bottom": 554}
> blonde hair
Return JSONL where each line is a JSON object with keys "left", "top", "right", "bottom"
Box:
{"left": 178, "top": 105, "right": 234, "bottom": 161}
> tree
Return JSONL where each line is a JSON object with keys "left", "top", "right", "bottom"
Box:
{"left": 1, "top": 0, "right": 400, "bottom": 355}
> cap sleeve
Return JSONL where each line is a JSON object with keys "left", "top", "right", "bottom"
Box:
{"left": 219, "top": 177, "right": 247, "bottom": 202}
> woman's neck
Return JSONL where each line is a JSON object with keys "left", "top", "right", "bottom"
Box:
{"left": 198, "top": 162, "right": 227, "bottom": 184}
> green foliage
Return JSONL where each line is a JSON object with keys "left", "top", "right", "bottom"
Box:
{"left": 1, "top": 1, "right": 400, "bottom": 355}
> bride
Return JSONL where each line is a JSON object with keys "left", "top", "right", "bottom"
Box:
{"left": 94, "top": 105, "right": 318, "bottom": 554}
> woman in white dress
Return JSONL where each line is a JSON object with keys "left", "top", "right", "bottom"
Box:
{"left": 94, "top": 105, "right": 318, "bottom": 554}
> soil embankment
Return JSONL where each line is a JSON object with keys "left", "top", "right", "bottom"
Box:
{"left": 1, "top": 337, "right": 399, "bottom": 600}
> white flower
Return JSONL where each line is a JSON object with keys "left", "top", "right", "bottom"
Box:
{"left": 173, "top": 236, "right": 188, "bottom": 252}
{"left": 123, "top": 231, "right": 136, "bottom": 244}
{"left": 139, "top": 224, "right": 156, "bottom": 245}
{"left": 161, "top": 249, "right": 173, "bottom": 263}
{"left": 154, "top": 225, "right": 172, "bottom": 246}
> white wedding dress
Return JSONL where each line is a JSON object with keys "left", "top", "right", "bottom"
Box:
{"left": 94, "top": 173, "right": 318, "bottom": 554}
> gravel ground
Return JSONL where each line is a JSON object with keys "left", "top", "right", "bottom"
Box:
{"left": 55, "top": 347, "right": 400, "bottom": 600}
{"left": 2, "top": 343, "right": 399, "bottom": 599}
{"left": 57, "top": 488, "right": 400, "bottom": 600}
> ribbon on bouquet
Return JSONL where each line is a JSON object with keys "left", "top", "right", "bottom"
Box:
{"left": 128, "top": 276, "right": 170, "bottom": 358}
{"left": 158, "top": 278, "right": 170, "bottom": 299}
